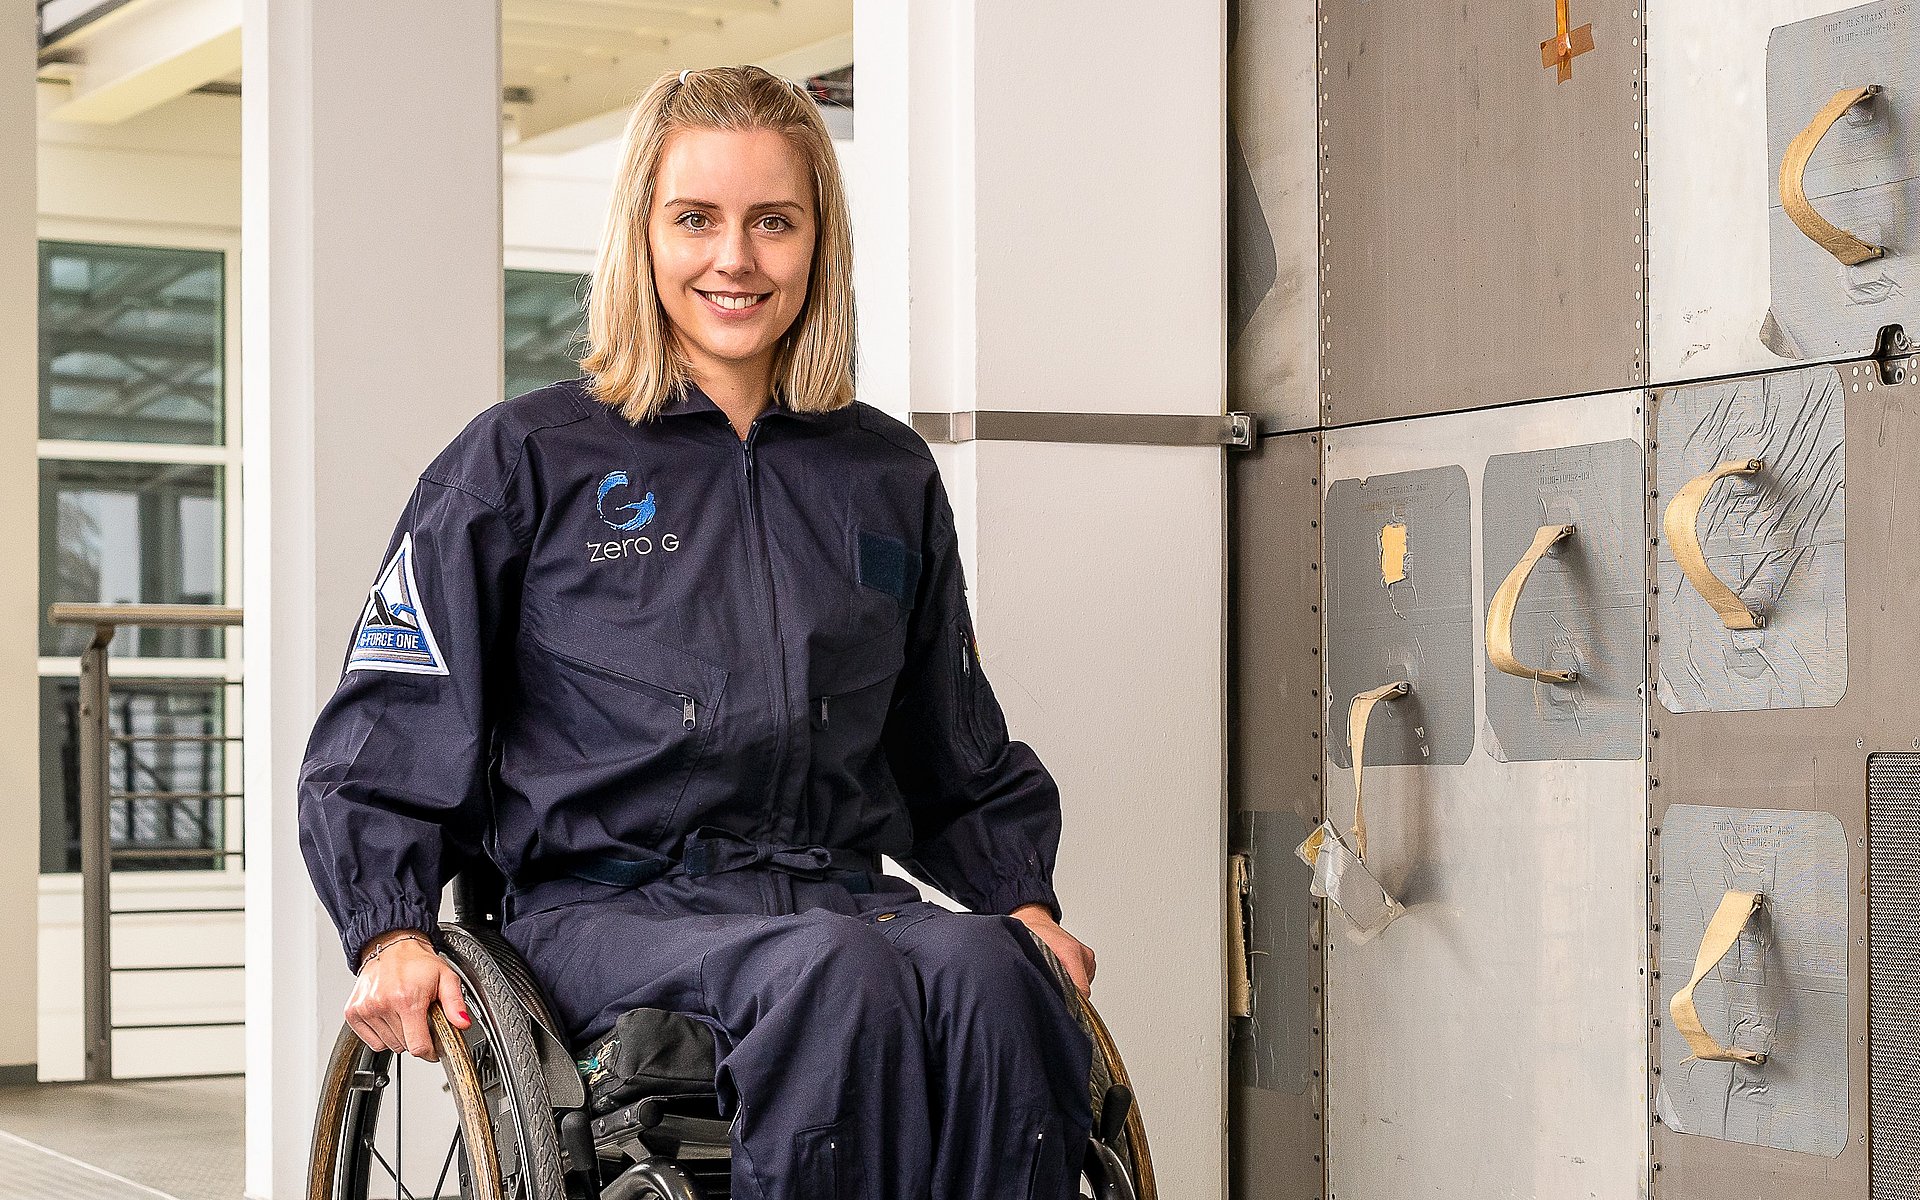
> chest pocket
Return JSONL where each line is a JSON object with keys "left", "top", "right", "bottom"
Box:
{"left": 805, "top": 627, "right": 908, "bottom": 824}
{"left": 514, "top": 595, "right": 728, "bottom": 843}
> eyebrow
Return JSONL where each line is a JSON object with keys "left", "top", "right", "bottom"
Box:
{"left": 662, "top": 198, "right": 806, "bottom": 213}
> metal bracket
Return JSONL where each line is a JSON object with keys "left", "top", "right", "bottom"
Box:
{"left": 911, "top": 408, "right": 1260, "bottom": 449}
{"left": 1874, "top": 324, "right": 1914, "bottom": 386}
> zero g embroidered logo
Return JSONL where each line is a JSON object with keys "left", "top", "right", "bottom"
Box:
{"left": 346, "top": 532, "right": 449, "bottom": 675}
{"left": 596, "top": 472, "right": 656, "bottom": 531}
{"left": 589, "top": 471, "right": 681, "bottom": 564}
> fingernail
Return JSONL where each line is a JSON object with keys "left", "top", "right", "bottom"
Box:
{"left": 458, "top": 1010, "right": 470, "bottom": 1024}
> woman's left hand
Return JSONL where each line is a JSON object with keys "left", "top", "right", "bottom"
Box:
{"left": 1010, "top": 904, "right": 1096, "bottom": 997}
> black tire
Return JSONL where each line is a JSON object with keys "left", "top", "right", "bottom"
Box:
{"left": 306, "top": 933, "right": 567, "bottom": 1200}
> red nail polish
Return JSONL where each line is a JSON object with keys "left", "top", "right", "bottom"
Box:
{"left": 459, "top": 1010, "right": 470, "bottom": 1023}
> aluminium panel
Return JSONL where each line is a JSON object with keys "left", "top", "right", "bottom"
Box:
{"left": 1319, "top": 0, "right": 1645, "bottom": 426}
{"left": 1645, "top": 0, "right": 1913, "bottom": 383}
{"left": 1649, "top": 356, "right": 1920, "bottom": 1200}
{"left": 1226, "top": 0, "right": 1320, "bottom": 431}
{"left": 1228, "top": 429, "right": 1326, "bottom": 1200}
{"left": 1322, "top": 393, "right": 1649, "bottom": 1200}
{"left": 1868, "top": 753, "right": 1920, "bottom": 1200}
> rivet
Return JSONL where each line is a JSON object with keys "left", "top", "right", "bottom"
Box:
{"left": 877, "top": 912, "right": 897, "bottom": 921}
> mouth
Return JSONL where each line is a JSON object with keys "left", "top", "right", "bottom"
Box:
{"left": 695, "top": 288, "right": 770, "bottom": 315}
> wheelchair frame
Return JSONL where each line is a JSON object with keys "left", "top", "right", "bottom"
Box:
{"left": 307, "top": 866, "right": 1156, "bottom": 1199}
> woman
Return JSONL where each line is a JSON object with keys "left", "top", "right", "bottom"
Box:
{"left": 297, "top": 65, "right": 1097, "bottom": 1199}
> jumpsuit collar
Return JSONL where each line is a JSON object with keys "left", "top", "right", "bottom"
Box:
{"left": 658, "top": 377, "right": 837, "bottom": 425}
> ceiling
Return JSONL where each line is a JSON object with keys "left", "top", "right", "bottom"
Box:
{"left": 37, "top": 0, "right": 853, "bottom": 151}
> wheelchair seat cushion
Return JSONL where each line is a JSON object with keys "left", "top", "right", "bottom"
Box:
{"left": 576, "top": 1006, "right": 720, "bottom": 1115}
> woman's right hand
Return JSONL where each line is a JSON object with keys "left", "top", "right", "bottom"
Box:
{"left": 344, "top": 929, "right": 471, "bottom": 1062}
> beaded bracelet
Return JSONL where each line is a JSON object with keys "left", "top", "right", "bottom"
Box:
{"left": 359, "top": 932, "right": 432, "bottom": 969}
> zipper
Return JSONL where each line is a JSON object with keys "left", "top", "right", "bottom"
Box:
{"left": 818, "top": 696, "right": 831, "bottom": 727}
{"left": 533, "top": 634, "right": 698, "bottom": 729}
{"left": 742, "top": 423, "right": 791, "bottom": 825}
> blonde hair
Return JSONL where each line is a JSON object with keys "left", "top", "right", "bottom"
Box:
{"left": 580, "top": 65, "right": 857, "bottom": 423}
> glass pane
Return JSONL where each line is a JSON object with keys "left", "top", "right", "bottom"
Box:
{"left": 40, "top": 240, "right": 226, "bottom": 445}
{"left": 40, "top": 677, "right": 230, "bottom": 873}
{"left": 505, "top": 268, "right": 588, "bottom": 399}
{"left": 41, "top": 460, "right": 225, "bottom": 659}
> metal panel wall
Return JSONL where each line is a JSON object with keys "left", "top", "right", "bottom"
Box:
{"left": 1648, "top": 356, "right": 1920, "bottom": 1200}
{"left": 1228, "top": 430, "right": 1326, "bottom": 1200}
{"left": 1318, "top": 0, "right": 1646, "bottom": 425}
{"left": 1322, "top": 394, "right": 1649, "bottom": 1200}
{"left": 1227, "top": 0, "right": 1321, "bottom": 431}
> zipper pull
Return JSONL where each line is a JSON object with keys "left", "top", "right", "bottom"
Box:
{"left": 818, "top": 696, "right": 830, "bottom": 726}
{"left": 959, "top": 630, "right": 971, "bottom": 676}
{"left": 681, "top": 695, "right": 697, "bottom": 730}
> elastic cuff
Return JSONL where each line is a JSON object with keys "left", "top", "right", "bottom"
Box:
{"left": 341, "top": 898, "right": 440, "bottom": 971}
{"left": 989, "top": 880, "right": 1062, "bottom": 924}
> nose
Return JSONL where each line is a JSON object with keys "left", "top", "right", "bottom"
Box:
{"left": 714, "top": 220, "right": 755, "bottom": 278}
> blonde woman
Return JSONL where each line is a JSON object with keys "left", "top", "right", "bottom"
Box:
{"left": 299, "top": 65, "right": 1098, "bottom": 1198}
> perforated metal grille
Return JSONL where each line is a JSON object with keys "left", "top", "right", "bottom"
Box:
{"left": 1871, "top": 753, "right": 1920, "bottom": 1198}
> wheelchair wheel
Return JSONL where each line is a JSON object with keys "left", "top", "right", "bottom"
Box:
{"left": 308, "top": 931, "right": 567, "bottom": 1200}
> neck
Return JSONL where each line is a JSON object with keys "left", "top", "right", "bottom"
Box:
{"left": 686, "top": 353, "right": 776, "bottom": 439}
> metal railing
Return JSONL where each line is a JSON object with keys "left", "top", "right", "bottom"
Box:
{"left": 47, "top": 602, "right": 245, "bottom": 1082}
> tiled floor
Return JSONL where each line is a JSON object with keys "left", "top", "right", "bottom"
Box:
{"left": 0, "top": 1076, "right": 242, "bottom": 1200}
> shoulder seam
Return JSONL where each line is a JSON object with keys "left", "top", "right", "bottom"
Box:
{"left": 852, "top": 402, "right": 934, "bottom": 461}
{"left": 416, "top": 473, "right": 534, "bottom": 550}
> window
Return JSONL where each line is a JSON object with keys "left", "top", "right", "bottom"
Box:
{"left": 39, "top": 239, "right": 241, "bottom": 875}
{"left": 505, "top": 267, "right": 588, "bottom": 399}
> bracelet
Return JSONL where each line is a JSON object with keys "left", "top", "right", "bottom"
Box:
{"left": 360, "top": 932, "right": 432, "bottom": 969}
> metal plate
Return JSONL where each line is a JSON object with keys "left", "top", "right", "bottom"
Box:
{"left": 1646, "top": 0, "right": 1866, "bottom": 383}
{"left": 1319, "top": 0, "right": 1645, "bottom": 425}
{"left": 1868, "top": 753, "right": 1920, "bottom": 1199}
{"left": 1228, "top": 429, "right": 1325, "bottom": 1200}
{"left": 1649, "top": 358, "right": 1920, "bottom": 1200}
{"left": 1653, "top": 365, "right": 1847, "bottom": 713}
{"left": 1481, "top": 440, "right": 1647, "bottom": 760}
{"left": 1763, "top": 1, "right": 1920, "bottom": 362}
{"left": 1324, "top": 467, "right": 1476, "bottom": 768}
{"left": 1323, "top": 394, "right": 1649, "bottom": 1200}
{"left": 1227, "top": 0, "right": 1320, "bottom": 431}
{"left": 1654, "top": 804, "right": 1850, "bottom": 1156}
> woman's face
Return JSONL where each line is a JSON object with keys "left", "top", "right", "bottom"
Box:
{"left": 647, "top": 126, "right": 817, "bottom": 382}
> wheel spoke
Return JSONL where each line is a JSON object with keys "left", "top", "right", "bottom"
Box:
{"left": 362, "top": 1137, "right": 420, "bottom": 1200}
{"left": 430, "top": 1127, "right": 463, "bottom": 1200}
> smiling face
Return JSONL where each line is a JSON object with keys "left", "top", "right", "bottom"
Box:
{"left": 647, "top": 125, "right": 817, "bottom": 389}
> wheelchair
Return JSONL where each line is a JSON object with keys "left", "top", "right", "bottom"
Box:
{"left": 308, "top": 865, "right": 1157, "bottom": 1199}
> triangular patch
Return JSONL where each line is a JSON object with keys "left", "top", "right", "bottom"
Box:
{"left": 346, "top": 532, "right": 449, "bottom": 676}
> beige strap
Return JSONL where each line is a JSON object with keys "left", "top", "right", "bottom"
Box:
{"left": 1487, "top": 523, "right": 1578, "bottom": 684}
{"left": 1228, "top": 854, "right": 1252, "bottom": 1018}
{"left": 1670, "top": 890, "right": 1769, "bottom": 1066}
{"left": 1348, "top": 681, "right": 1410, "bottom": 862}
{"left": 1539, "top": 0, "right": 1595, "bottom": 82}
{"left": 1780, "top": 85, "right": 1886, "bottom": 267}
{"left": 1663, "top": 459, "right": 1766, "bottom": 631}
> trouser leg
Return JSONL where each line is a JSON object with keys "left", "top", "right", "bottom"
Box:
{"left": 880, "top": 908, "right": 1095, "bottom": 1200}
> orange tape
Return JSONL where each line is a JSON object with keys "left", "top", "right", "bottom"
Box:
{"left": 1540, "top": 0, "right": 1595, "bottom": 83}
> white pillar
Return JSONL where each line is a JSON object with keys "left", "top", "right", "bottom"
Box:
{"left": 241, "top": 3, "right": 502, "bottom": 1195}
{"left": 858, "top": 1, "right": 1228, "bottom": 1193}
{"left": 0, "top": 0, "right": 40, "bottom": 1087}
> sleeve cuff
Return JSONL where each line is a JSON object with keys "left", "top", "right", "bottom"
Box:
{"left": 987, "top": 879, "right": 1061, "bottom": 924}
{"left": 341, "top": 897, "right": 440, "bottom": 971}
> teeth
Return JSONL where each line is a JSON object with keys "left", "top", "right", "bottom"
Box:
{"left": 703, "top": 291, "right": 765, "bottom": 311}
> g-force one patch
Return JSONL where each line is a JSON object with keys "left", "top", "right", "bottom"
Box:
{"left": 347, "top": 532, "right": 449, "bottom": 676}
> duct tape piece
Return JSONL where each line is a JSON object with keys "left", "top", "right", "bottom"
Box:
{"left": 1299, "top": 682, "right": 1410, "bottom": 941}
{"left": 1763, "top": 1, "right": 1920, "bottom": 361}
{"left": 1230, "top": 810, "right": 1319, "bottom": 1094}
{"left": 1481, "top": 439, "right": 1646, "bottom": 761}
{"left": 1326, "top": 467, "right": 1475, "bottom": 766}
{"left": 1655, "top": 804, "right": 1848, "bottom": 1156}
{"left": 1654, "top": 368, "right": 1846, "bottom": 713}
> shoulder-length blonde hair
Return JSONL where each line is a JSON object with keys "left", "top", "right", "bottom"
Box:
{"left": 580, "top": 65, "right": 857, "bottom": 423}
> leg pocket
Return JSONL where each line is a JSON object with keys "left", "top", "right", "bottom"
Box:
{"left": 1020, "top": 1108, "right": 1076, "bottom": 1200}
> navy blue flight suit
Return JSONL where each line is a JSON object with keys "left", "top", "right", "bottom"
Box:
{"left": 297, "top": 378, "right": 1093, "bottom": 1199}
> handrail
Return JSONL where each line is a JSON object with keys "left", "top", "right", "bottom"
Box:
{"left": 45, "top": 603, "right": 246, "bottom": 1083}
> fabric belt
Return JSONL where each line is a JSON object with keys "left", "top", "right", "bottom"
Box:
{"left": 506, "top": 826, "right": 883, "bottom": 922}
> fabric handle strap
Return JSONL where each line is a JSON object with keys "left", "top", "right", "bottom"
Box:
{"left": 1663, "top": 459, "right": 1766, "bottom": 631}
{"left": 1487, "top": 523, "right": 1578, "bottom": 684}
{"left": 1348, "top": 681, "right": 1411, "bottom": 862}
{"left": 1670, "top": 889, "right": 1769, "bottom": 1066}
{"left": 1781, "top": 85, "right": 1886, "bottom": 267}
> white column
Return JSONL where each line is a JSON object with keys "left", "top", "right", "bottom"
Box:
{"left": 858, "top": 1, "right": 1228, "bottom": 1193}
{"left": 241, "top": 3, "right": 502, "bottom": 1195}
{"left": 0, "top": 0, "right": 40, "bottom": 1086}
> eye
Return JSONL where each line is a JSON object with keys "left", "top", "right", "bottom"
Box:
{"left": 758, "top": 214, "right": 793, "bottom": 232}
{"left": 674, "top": 210, "right": 710, "bottom": 231}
